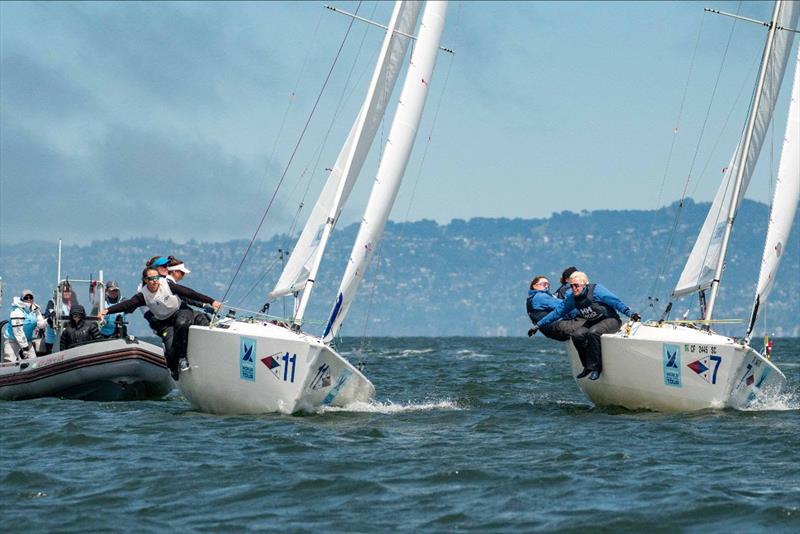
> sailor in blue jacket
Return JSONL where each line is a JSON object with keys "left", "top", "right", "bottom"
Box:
{"left": 526, "top": 276, "right": 582, "bottom": 341}
{"left": 530, "top": 271, "right": 640, "bottom": 380}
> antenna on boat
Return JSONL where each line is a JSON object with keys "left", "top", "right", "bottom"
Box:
{"left": 324, "top": 4, "right": 455, "bottom": 54}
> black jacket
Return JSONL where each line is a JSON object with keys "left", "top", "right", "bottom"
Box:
{"left": 60, "top": 319, "right": 101, "bottom": 350}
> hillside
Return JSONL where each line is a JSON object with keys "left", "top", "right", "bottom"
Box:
{"left": 1, "top": 199, "right": 797, "bottom": 337}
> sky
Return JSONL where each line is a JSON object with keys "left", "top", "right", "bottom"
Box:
{"left": 1, "top": 0, "right": 797, "bottom": 246}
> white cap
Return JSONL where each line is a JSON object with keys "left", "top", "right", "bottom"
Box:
{"left": 168, "top": 263, "right": 191, "bottom": 274}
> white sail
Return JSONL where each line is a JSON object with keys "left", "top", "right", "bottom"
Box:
{"left": 672, "top": 0, "right": 799, "bottom": 299}
{"left": 323, "top": 1, "right": 448, "bottom": 341}
{"left": 269, "top": 1, "right": 422, "bottom": 311}
{"left": 747, "top": 48, "right": 800, "bottom": 335}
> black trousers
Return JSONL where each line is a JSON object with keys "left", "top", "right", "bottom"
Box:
{"left": 150, "top": 309, "right": 195, "bottom": 374}
{"left": 540, "top": 318, "right": 587, "bottom": 342}
{"left": 570, "top": 317, "right": 621, "bottom": 371}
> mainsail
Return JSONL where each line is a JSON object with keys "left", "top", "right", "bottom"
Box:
{"left": 269, "top": 2, "right": 422, "bottom": 322}
{"left": 323, "top": 1, "right": 448, "bottom": 341}
{"left": 747, "top": 48, "right": 800, "bottom": 336}
{"left": 672, "top": 1, "right": 799, "bottom": 303}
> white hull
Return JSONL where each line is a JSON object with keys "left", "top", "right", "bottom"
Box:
{"left": 0, "top": 338, "right": 172, "bottom": 401}
{"left": 179, "top": 321, "right": 375, "bottom": 415}
{"left": 566, "top": 323, "right": 786, "bottom": 412}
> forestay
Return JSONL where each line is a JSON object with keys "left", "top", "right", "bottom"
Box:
{"left": 747, "top": 48, "right": 800, "bottom": 336}
{"left": 269, "top": 2, "right": 422, "bottom": 314}
{"left": 672, "top": 1, "right": 799, "bottom": 299}
{"left": 324, "top": 1, "right": 448, "bottom": 341}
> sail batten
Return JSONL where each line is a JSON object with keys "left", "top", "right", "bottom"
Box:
{"left": 672, "top": 1, "right": 799, "bottom": 306}
{"left": 269, "top": 1, "right": 422, "bottom": 321}
{"left": 324, "top": 1, "right": 448, "bottom": 341}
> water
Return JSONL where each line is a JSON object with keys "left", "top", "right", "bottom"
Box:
{"left": 2, "top": 337, "right": 798, "bottom": 532}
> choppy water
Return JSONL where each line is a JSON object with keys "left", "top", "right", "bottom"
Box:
{"left": 2, "top": 337, "right": 798, "bottom": 532}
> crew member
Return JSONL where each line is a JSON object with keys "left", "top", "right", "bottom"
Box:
{"left": 530, "top": 271, "right": 640, "bottom": 380}
{"left": 99, "top": 268, "right": 221, "bottom": 380}
{"left": 44, "top": 282, "right": 78, "bottom": 354}
{"left": 99, "top": 280, "right": 124, "bottom": 338}
{"left": 60, "top": 304, "right": 101, "bottom": 350}
{"left": 3, "top": 290, "right": 47, "bottom": 362}
{"left": 526, "top": 276, "right": 580, "bottom": 341}
{"left": 554, "top": 266, "right": 578, "bottom": 299}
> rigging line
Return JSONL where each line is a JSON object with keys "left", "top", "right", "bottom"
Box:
{"left": 275, "top": 1, "right": 378, "bottom": 264}
{"left": 644, "top": 4, "right": 741, "bottom": 306}
{"left": 691, "top": 50, "right": 761, "bottom": 198}
{"left": 220, "top": 2, "right": 364, "bottom": 305}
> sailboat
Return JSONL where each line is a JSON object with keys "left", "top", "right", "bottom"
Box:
{"left": 178, "top": 1, "right": 448, "bottom": 414}
{"left": 566, "top": 1, "right": 799, "bottom": 412}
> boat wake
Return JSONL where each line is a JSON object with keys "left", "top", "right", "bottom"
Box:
{"left": 742, "top": 390, "right": 800, "bottom": 412}
{"left": 318, "top": 399, "right": 461, "bottom": 414}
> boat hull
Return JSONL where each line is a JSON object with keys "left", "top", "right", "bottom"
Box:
{"left": 0, "top": 338, "right": 173, "bottom": 401}
{"left": 179, "top": 321, "right": 375, "bottom": 415}
{"left": 566, "top": 323, "right": 786, "bottom": 411}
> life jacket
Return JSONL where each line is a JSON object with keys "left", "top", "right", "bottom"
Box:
{"left": 141, "top": 279, "right": 180, "bottom": 320}
{"left": 526, "top": 295, "right": 550, "bottom": 323}
{"left": 45, "top": 300, "right": 72, "bottom": 344}
{"left": 572, "top": 284, "right": 619, "bottom": 322}
{"left": 100, "top": 299, "right": 122, "bottom": 336}
{"left": 5, "top": 305, "right": 38, "bottom": 341}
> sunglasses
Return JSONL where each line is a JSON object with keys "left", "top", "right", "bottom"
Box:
{"left": 22, "top": 295, "right": 34, "bottom": 301}
{"left": 536, "top": 281, "right": 550, "bottom": 287}
{"left": 570, "top": 283, "right": 584, "bottom": 288}
{"left": 144, "top": 276, "right": 160, "bottom": 282}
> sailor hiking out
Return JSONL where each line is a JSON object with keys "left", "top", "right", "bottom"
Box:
{"left": 526, "top": 276, "right": 582, "bottom": 341}
{"left": 530, "top": 271, "right": 640, "bottom": 380}
{"left": 99, "top": 267, "right": 221, "bottom": 380}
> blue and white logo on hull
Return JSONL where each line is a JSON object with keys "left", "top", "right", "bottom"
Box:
{"left": 663, "top": 343, "right": 681, "bottom": 387}
{"left": 240, "top": 337, "right": 256, "bottom": 382}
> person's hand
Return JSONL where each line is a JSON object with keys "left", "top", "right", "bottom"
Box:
{"left": 98, "top": 308, "right": 108, "bottom": 321}
{"left": 630, "top": 312, "right": 641, "bottom": 322}
{"left": 211, "top": 301, "right": 222, "bottom": 312}
{"left": 528, "top": 325, "right": 539, "bottom": 337}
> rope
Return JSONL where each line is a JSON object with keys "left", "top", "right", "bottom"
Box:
{"left": 219, "top": 2, "right": 363, "bottom": 305}
{"left": 641, "top": 4, "right": 741, "bottom": 312}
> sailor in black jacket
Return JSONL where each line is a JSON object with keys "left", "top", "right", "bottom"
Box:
{"left": 60, "top": 305, "right": 101, "bottom": 351}
{"left": 99, "top": 267, "right": 221, "bottom": 379}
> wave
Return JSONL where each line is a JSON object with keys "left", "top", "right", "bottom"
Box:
{"left": 742, "top": 390, "right": 800, "bottom": 412}
{"left": 318, "top": 399, "right": 461, "bottom": 414}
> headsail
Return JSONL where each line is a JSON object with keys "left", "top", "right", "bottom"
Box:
{"left": 269, "top": 2, "right": 422, "bottom": 320}
{"left": 747, "top": 48, "right": 800, "bottom": 337}
{"left": 324, "top": 1, "right": 448, "bottom": 341}
{"left": 672, "top": 1, "right": 799, "bottom": 302}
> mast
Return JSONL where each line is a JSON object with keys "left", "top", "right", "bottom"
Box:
{"left": 323, "top": 1, "right": 448, "bottom": 341}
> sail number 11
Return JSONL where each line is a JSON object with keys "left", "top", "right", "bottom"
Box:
{"left": 282, "top": 353, "right": 297, "bottom": 383}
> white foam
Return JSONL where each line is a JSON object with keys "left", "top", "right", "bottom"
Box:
{"left": 742, "top": 391, "right": 800, "bottom": 411}
{"left": 318, "top": 399, "right": 461, "bottom": 414}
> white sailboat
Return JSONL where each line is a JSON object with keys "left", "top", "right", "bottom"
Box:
{"left": 179, "top": 1, "right": 448, "bottom": 414}
{"left": 567, "top": 0, "right": 799, "bottom": 412}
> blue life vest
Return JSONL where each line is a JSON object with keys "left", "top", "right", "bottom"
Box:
{"left": 572, "top": 284, "right": 619, "bottom": 322}
{"left": 100, "top": 300, "right": 122, "bottom": 336}
{"left": 45, "top": 301, "right": 72, "bottom": 344}
{"left": 5, "top": 306, "right": 39, "bottom": 341}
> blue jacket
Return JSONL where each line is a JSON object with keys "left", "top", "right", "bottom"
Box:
{"left": 537, "top": 283, "right": 631, "bottom": 328}
{"left": 527, "top": 289, "right": 578, "bottom": 323}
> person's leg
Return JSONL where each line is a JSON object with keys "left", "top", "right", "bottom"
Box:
{"left": 171, "top": 309, "right": 195, "bottom": 360}
{"left": 545, "top": 318, "right": 586, "bottom": 341}
{"left": 570, "top": 326, "right": 591, "bottom": 377}
{"left": 3, "top": 339, "right": 20, "bottom": 363}
{"left": 585, "top": 318, "right": 622, "bottom": 377}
